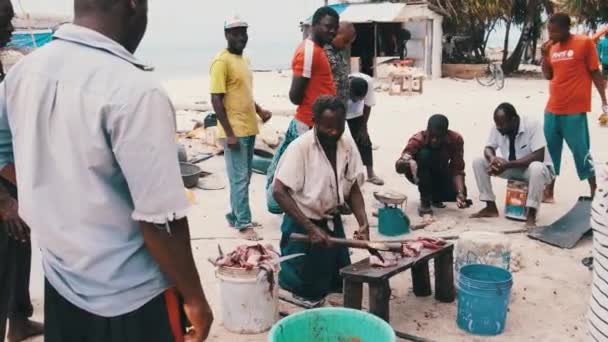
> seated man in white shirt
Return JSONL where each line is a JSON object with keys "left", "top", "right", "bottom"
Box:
{"left": 471, "top": 103, "right": 555, "bottom": 227}
{"left": 273, "top": 95, "right": 370, "bottom": 302}
{"left": 347, "top": 73, "right": 383, "bottom": 185}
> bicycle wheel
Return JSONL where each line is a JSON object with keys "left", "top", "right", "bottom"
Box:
{"left": 494, "top": 64, "right": 505, "bottom": 90}
{"left": 476, "top": 65, "right": 496, "bottom": 87}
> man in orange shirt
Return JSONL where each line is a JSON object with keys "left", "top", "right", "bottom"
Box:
{"left": 265, "top": 6, "right": 339, "bottom": 213}
{"left": 542, "top": 13, "right": 608, "bottom": 201}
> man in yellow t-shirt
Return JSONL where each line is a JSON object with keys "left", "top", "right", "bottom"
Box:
{"left": 210, "top": 16, "right": 271, "bottom": 240}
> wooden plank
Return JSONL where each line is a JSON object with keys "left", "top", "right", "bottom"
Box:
{"left": 340, "top": 244, "right": 453, "bottom": 283}
{"left": 343, "top": 279, "right": 363, "bottom": 310}
{"left": 369, "top": 281, "right": 391, "bottom": 322}
{"left": 411, "top": 260, "right": 432, "bottom": 297}
{"left": 434, "top": 248, "right": 456, "bottom": 303}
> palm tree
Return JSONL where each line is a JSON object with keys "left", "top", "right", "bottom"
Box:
{"left": 560, "top": 0, "right": 608, "bottom": 27}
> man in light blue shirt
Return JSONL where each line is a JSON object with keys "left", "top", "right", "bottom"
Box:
{"left": 0, "top": 1, "right": 213, "bottom": 341}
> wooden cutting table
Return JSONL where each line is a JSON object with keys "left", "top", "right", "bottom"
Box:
{"left": 340, "top": 244, "right": 455, "bottom": 322}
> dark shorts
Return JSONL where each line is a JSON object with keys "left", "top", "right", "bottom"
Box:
{"left": 44, "top": 281, "right": 187, "bottom": 342}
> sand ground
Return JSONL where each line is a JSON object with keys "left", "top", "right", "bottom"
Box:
{"left": 19, "top": 70, "right": 608, "bottom": 342}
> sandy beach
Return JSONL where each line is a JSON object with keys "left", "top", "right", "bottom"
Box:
{"left": 22, "top": 70, "right": 607, "bottom": 342}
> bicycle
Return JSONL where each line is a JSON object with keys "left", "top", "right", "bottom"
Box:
{"left": 476, "top": 62, "right": 505, "bottom": 90}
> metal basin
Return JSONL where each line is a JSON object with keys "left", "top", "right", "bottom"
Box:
{"left": 180, "top": 162, "right": 202, "bottom": 188}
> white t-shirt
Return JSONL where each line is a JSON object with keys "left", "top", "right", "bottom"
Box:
{"left": 347, "top": 72, "right": 376, "bottom": 120}
{"left": 273, "top": 130, "right": 365, "bottom": 220}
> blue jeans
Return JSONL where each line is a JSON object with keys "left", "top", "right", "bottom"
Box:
{"left": 224, "top": 136, "right": 256, "bottom": 229}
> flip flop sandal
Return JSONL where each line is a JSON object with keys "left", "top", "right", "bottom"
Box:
{"left": 432, "top": 201, "right": 446, "bottom": 208}
{"left": 367, "top": 176, "right": 385, "bottom": 186}
{"left": 418, "top": 206, "right": 433, "bottom": 217}
{"left": 238, "top": 227, "right": 263, "bottom": 241}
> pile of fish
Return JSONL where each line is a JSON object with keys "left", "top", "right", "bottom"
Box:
{"left": 214, "top": 244, "right": 278, "bottom": 270}
{"left": 401, "top": 237, "right": 447, "bottom": 257}
{"left": 211, "top": 244, "right": 280, "bottom": 294}
{"left": 370, "top": 237, "right": 447, "bottom": 268}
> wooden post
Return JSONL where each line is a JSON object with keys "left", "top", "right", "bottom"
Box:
{"left": 411, "top": 261, "right": 432, "bottom": 297}
{"left": 373, "top": 22, "right": 378, "bottom": 78}
{"left": 369, "top": 280, "right": 391, "bottom": 322}
{"left": 434, "top": 248, "right": 456, "bottom": 303}
{"left": 343, "top": 279, "right": 363, "bottom": 310}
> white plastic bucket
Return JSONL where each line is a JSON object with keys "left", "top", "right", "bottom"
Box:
{"left": 455, "top": 231, "right": 512, "bottom": 273}
{"left": 216, "top": 266, "right": 279, "bottom": 334}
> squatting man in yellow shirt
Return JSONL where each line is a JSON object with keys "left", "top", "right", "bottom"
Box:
{"left": 210, "top": 16, "right": 272, "bottom": 241}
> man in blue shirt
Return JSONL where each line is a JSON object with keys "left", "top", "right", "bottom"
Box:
{"left": 0, "top": 0, "right": 214, "bottom": 341}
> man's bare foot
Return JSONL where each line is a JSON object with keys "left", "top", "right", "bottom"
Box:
{"left": 238, "top": 227, "right": 262, "bottom": 241}
{"left": 418, "top": 200, "right": 433, "bottom": 217}
{"left": 542, "top": 188, "right": 555, "bottom": 203}
{"left": 8, "top": 319, "right": 44, "bottom": 342}
{"left": 525, "top": 208, "right": 537, "bottom": 229}
{"left": 470, "top": 203, "right": 499, "bottom": 218}
{"left": 590, "top": 176, "right": 597, "bottom": 199}
{"left": 543, "top": 180, "right": 556, "bottom": 203}
{"left": 367, "top": 175, "right": 384, "bottom": 186}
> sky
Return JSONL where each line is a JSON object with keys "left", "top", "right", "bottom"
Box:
{"left": 14, "top": 0, "right": 328, "bottom": 76}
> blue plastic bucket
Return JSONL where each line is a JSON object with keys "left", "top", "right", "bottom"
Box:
{"left": 269, "top": 308, "right": 396, "bottom": 342}
{"left": 456, "top": 264, "right": 513, "bottom": 336}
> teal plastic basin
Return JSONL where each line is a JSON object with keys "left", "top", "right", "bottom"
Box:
{"left": 269, "top": 308, "right": 395, "bottom": 342}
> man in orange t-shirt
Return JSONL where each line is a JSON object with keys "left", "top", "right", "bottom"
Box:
{"left": 265, "top": 6, "right": 339, "bottom": 214}
{"left": 290, "top": 11, "right": 338, "bottom": 127}
{"left": 542, "top": 13, "right": 608, "bottom": 201}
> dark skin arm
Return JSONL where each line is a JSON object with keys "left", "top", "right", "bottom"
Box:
{"left": 592, "top": 27, "right": 608, "bottom": 43}
{"left": 362, "top": 105, "right": 372, "bottom": 125}
{"left": 140, "top": 218, "right": 213, "bottom": 341}
{"left": 485, "top": 146, "right": 545, "bottom": 174}
{"left": 0, "top": 162, "right": 16, "bottom": 185}
{"left": 255, "top": 103, "right": 272, "bottom": 123}
{"left": 506, "top": 148, "right": 545, "bottom": 169}
{"left": 211, "top": 93, "right": 238, "bottom": 150}
{"left": 541, "top": 41, "right": 555, "bottom": 80}
{"left": 484, "top": 146, "right": 497, "bottom": 163}
{"left": 591, "top": 70, "right": 608, "bottom": 105}
{"left": 289, "top": 76, "right": 309, "bottom": 105}
{"left": 273, "top": 179, "right": 331, "bottom": 246}
{"left": 345, "top": 182, "right": 370, "bottom": 240}
{"left": 0, "top": 180, "right": 29, "bottom": 242}
{"left": 356, "top": 105, "right": 372, "bottom": 142}
{"left": 452, "top": 174, "right": 466, "bottom": 208}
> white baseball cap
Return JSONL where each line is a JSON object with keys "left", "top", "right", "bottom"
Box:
{"left": 224, "top": 16, "right": 248, "bottom": 30}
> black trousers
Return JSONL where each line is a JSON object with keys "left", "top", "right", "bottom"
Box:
{"left": 405, "top": 147, "right": 463, "bottom": 202}
{"left": 347, "top": 116, "right": 373, "bottom": 167}
{"left": 0, "top": 230, "right": 33, "bottom": 339}
{"left": 45, "top": 280, "right": 187, "bottom": 342}
{"left": 0, "top": 178, "right": 33, "bottom": 340}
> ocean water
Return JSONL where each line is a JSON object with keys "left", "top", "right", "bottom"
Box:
{"left": 137, "top": 42, "right": 298, "bottom": 80}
